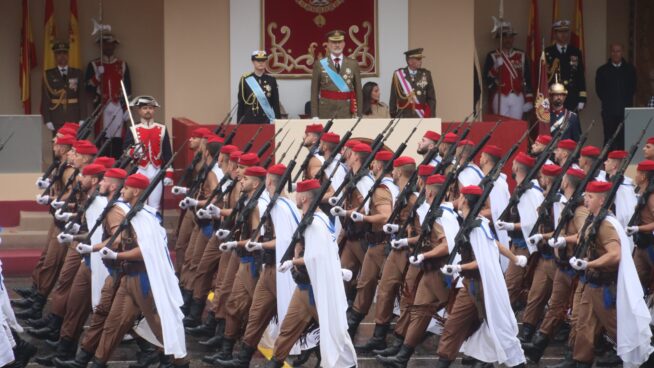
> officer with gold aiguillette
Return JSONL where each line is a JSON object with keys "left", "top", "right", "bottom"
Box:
{"left": 237, "top": 50, "right": 281, "bottom": 124}
{"left": 389, "top": 48, "right": 436, "bottom": 118}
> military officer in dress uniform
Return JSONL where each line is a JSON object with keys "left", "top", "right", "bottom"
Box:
{"left": 310, "top": 30, "right": 363, "bottom": 119}
{"left": 549, "top": 81, "right": 581, "bottom": 141}
{"left": 545, "top": 20, "right": 587, "bottom": 112}
{"left": 42, "top": 41, "right": 87, "bottom": 133}
{"left": 237, "top": 50, "right": 281, "bottom": 124}
{"left": 389, "top": 48, "right": 436, "bottom": 118}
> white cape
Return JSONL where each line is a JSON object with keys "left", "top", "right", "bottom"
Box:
{"left": 355, "top": 173, "right": 375, "bottom": 214}
{"left": 87, "top": 195, "right": 109, "bottom": 309}
{"left": 381, "top": 177, "right": 399, "bottom": 204}
{"left": 517, "top": 180, "right": 544, "bottom": 254}
{"left": 0, "top": 261, "right": 17, "bottom": 366}
{"left": 461, "top": 218, "right": 526, "bottom": 367}
{"left": 211, "top": 163, "right": 224, "bottom": 182}
{"left": 606, "top": 216, "right": 654, "bottom": 367}
{"left": 304, "top": 212, "right": 357, "bottom": 368}
{"left": 490, "top": 174, "right": 511, "bottom": 271}
{"left": 458, "top": 164, "right": 484, "bottom": 187}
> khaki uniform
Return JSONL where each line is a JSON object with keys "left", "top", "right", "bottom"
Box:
{"left": 339, "top": 187, "right": 367, "bottom": 298}
{"left": 503, "top": 204, "right": 531, "bottom": 307}
{"left": 389, "top": 67, "right": 436, "bottom": 118}
{"left": 272, "top": 287, "right": 318, "bottom": 361}
{"left": 41, "top": 66, "right": 87, "bottom": 130}
{"left": 174, "top": 159, "right": 204, "bottom": 273}
{"left": 633, "top": 194, "right": 654, "bottom": 290}
{"left": 393, "top": 265, "right": 421, "bottom": 337}
{"left": 48, "top": 244, "right": 82, "bottom": 318}
{"left": 310, "top": 56, "right": 362, "bottom": 119}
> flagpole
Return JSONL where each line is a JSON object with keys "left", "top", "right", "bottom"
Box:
{"left": 497, "top": 0, "right": 504, "bottom": 117}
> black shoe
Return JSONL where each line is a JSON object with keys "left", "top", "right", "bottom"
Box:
{"left": 34, "top": 338, "right": 76, "bottom": 366}
{"left": 460, "top": 354, "right": 475, "bottom": 365}
{"left": 290, "top": 345, "right": 320, "bottom": 367}
{"left": 346, "top": 309, "right": 365, "bottom": 339}
{"left": 373, "top": 334, "right": 403, "bottom": 357}
{"left": 553, "top": 321, "right": 571, "bottom": 343}
{"left": 202, "top": 338, "right": 235, "bottom": 364}
{"left": 545, "top": 356, "right": 576, "bottom": 368}
{"left": 182, "top": 298, "right": 206, "bottom": 328}
{"left": 88, "top": 358, "right": 107, "bottom": 368}
{"left": 355, "top": 323, "right": 389, "bottom": 353}
{"left": 213, "top": 343, "right": 257, "bottom": 367}
{"left": 53, "top": 349, "right": 93, "bottom": 368}
{"left": 374, "top": 344, "right": 414, "bottom": 368}
{"left": 574, "top": 361, "right": 593, "bottom": 368}
{"left": 180, "top": 289, "right": 193, "bottom": 316}
{"left": 470, "top": 358, "right": 494, "bottom": 368}
{"left": 11, "top": 297, "right": 34, "bottom": 309}
{"left": 518, "top": 323, "right": 536, "bottom": 344}
{"left": 9, "top": 330, "right": 37, "bottom": 368}
{"left": 185, "top": 312, "right": 217, "bottom": 338}
{"left": 14, "top": 293, "right": 46, "bottom": 320}
{"left": 45, "top": 338, "right": 59, "bottom": 348}
{"left": 27, "top": 326, "right": 59, "bottom": 341}
{"left": 14, "top": 286, "right": 35, "bottom": 299}
{"left": 26, "top": 313, "right": 54, "bottom": 329}
{"left": 522, "top": 331, "right": 550, "bottom": 363}
{"left": 263, "top": 358, "right": 284, "bottom": 368}
{"left": 434, "top": 358, "right": 452, "bottom": 368}
{"left": 198, "top": 318, "right": 225, "bottom": 348}
{"left": 595, "top": 349, "right": 621, "bottom": 367}
{"left": 128, "top": 336, "right": 160, "bottom": 368}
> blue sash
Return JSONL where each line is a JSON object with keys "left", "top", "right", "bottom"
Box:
{"left": 245, "top": 76, "right": 276, "bottom": 122}
{"left": 319, "top": 58, "right": 350, "bottom": 92}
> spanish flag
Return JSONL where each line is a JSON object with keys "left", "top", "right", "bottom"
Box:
{"left": 571, "top": 0, "right": 585, "bottom": 64}
{"left": 526, "top": 0, "right": 541, "bottom": 92}
{"left": 19, "top": 0, "right": 36, "bottom": 114}
{"left": 43, "top": 0, "right": 56, "bottom": 71}
{"left": 68, "top": 0, "right": 81, "bottom": 69}
{"left": 550, "top": 0, "right": 559, "bottom": 43}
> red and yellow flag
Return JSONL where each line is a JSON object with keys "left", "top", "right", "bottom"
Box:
{"left": 526, "top": 0, "right": 541, "bottom": 92}
{"left": 19, "top": 0, "right": 37, "bottom": 114}
{"left": 535, "top": 51, "right": 550, "bottom": 124}
{"left": 550, "top": 0, "right": 560, "bottom": 43}
{"left": 68, "top": 0, "right": 81, "bottom": 69}
{"left": 43, "top": 0, "right": 56, "bottom": 71}
{"left": 571, "top": 0, "right": 585, "bottom": 64}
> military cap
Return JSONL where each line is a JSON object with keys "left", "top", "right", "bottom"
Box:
{"left": 404, "top": 48, "right": 424, "bottom": 59}
{"left": 130, "top": 95, "right": 160, "bottom": 108}
{"left": 95, "top": 32, "right": 120, "bottom": 44}
{"left": 52, "top": 41, "right": 69, "bottom": 53}
{"left": 585, "top": 181, "right": 611, "bottom": 193}
{"left": 251, "top": 50, "right": 268, "bottom": 61}
{"left": 552, "top": 19, "right": 571, "bottom": 31}
{"left": 326, "top": 30, "right": 345, "bottom": 42}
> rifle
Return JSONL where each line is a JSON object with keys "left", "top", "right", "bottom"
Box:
{"left": 314, "top": 116, "right": 363, "bottom": 181}
{"left": 39, "top": 158, "right": 61, "bottom": 182}
{"left": 214, "top": 102, "right": 239, "bottom": 135}
{"left": 262, "top": 130, "right": 290, "bottom": 168}
{"left": 76, "top": 100, "right": 107, "bottom": 140}
{"left": 291, "top": 117, "right": 335, "bottom": 183}
{"left": 0, "top": 131, "right": 14, "bottom": 153}
{"left": 222, "top": 115, "right": 248, "bottom": 145}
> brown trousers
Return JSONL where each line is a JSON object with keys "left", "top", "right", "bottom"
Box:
{"left": 49, "top": 247, "right": 81, "bottom": 317}
{"left": 375, "top": 249, "right": 409, "bottom": 325}
{"left": 567, "top": 281, "right": 585, "bottom": 347}
{"left": 224, "top": 261, "right": 258, "bottom": 339}
{"left": 192, "top": 235, "right": 222, "bottom": 300}
{"left": 393, "top": 264, "right": 421, "bottom": 337}
{"left": 436, "top": 282, "right": 483, "bottom": 361}
{"left": 174, "top": 210, "right": 196, "bottom": 274}
{"left": 60, "top": 264, "right": 92, "bottom": 341}
{"left": 404, "top": 269, "right": 450, "bottom": 347}
{"left": 352, "top": 243, "right": 386, "bottom": 316}
{"left": 35, "top": 224, "right": 69, "bottom": 296}
{"left": 273, "top": 287, "right": 318, "bottom": 361}
{"left": 179, "top": 225, "right": 200, "bottom": 287}
{"left": 504, "top": 245, "right": 530, "bottom": 306}
{"left": 340, "top": 239, "right": 366, "bottom": 294}
{"left": 31, "top": 223, "right": 56, "bottom": 285}
{"left": 242, "top": 266, "right": 276, "bottom": 347}
{"left": 539, "top": 268, "right": 575, "bottom": 336}
{"left": 572, "top": 284, "right": 617, "bottom": 363}
{"left": 211, "top": 251, "right": 239, "bottom": 319}
{"left": 80, "top": 275, "right": 119, "bottom": 354}
{"left": 521, "top": 257, "right": 556, "bottom": 327}
{"left": 633, "top": 247, "right": 654, "bottom": 290}
{"left": 181, "top": 228, "right": 209, "bottom": 290}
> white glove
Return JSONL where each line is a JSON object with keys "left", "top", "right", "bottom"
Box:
{"left": 163, "top": 177, "right": 174, "bottom": 187}
{"left": 311, "top": 117, "right": 320, "bottom": 121}
{"left": 178, "top": 199, "right": 188, "bottom": 210}
{"left": 626, "top": 226, "right": 639, "bottom": 236}
{"left": 36, "top": 194, "right": 50, "bottom": 205}
{"left": 245, "top": 241, "right": 263, "bottom": 252}
{"left": 67, "top": 222, "right": 81, "bottom": 235}
{"left": 51, "top": 200, "right": 65, "bottom": 209}
{"left": 328, "top": 196, "right": 340, "bottom": 206}
{"left": 215, "top": 229, "right": 230, "bottom": 240}
{"left": 515, "top": 255, "right": 528, "bottom": 268}
{"left": 182, "top": 197, "right": 199, "bottom": 208}
{"left": 383, "top": 223, "right": 399, "bottom": 234}
{"left": 527, "top": 234, "right": 544, "bottom": 247}
{"left": 496, "top": 221, "right": 515, "bottom": 231}
{"left": 96, "top": 65, "right": 105, "bottom": 75}
{"left": 76, "top": 243, "right": 93, "bottom": 254}
{"left": 494, "top": 58, "right": 504, "bottom": 67}
{"left": 278, "top": 260, "right": 294, "bottom": 273}
{"left": 548, "top": 237, "right": 567, "bottom": 249}
{"left": 577, "top": 102, "right": 585, "bottom": 111}
{"left": 46, "top": 122, "right": 55, "bottom": 131}
{"left": 290, "top": 183, "right": 297, "bottom": 192}
{"left": 391, "top": 238, "right": 409, "bottom": 250}
{"left": 409, "top": 254, "right": 425, "bottom": 265}
{"left": 205, "top": 204, "right": 221, "bottom": 218}
{"left": 54, "top": 209, "right": 73, "bottom": 222}
{"left": 341, "top": 268, "right": 353, "bottom": 282}
{"left": 522, "top": 102, "right": 534, "bottom": 112}
{"left": 171, "top": 186, "right": 188, "bottom": 196}
{"left": 330, "top": 206, "right": 347, "bottom": 217}
{"left": 219, "top": 241, "right": 237, "bottom": 252}
{"left": 36, "top": 178, "right": 51, "bottom": 189}
{"left": 350, "top": 211, "right": 364, "bottom": 222}
{"left": 100, "top": 247, "right": 118, "bottom": 260}
{"left": 569, "top": 257, "right": 587, "bottom": 271}
{"left": 195, "top": 208, "right": 211, "bottom": 220}
{"left": 56, "top": 232, "right": 74, "bottom": 244}
{"left": 441, "top": 264, "right": 462, "bottom": 276}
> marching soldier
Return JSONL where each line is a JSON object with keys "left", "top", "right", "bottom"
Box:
{"left": 389, "top": 48, "right": 436, "bottom": 118}
{"left": 643, "top": 137, "right": 654, "bottom": 160}
{"left": 310, "top": 30, "right": 362, "bottom": 119}
{"left": 237, "top": 51, "right": 281, "bottom": 124}
{"left": 545, "top": 20, "right": 587, "bottom": 113}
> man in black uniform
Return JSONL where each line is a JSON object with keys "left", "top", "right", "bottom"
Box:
{"left": 389, "top": 48, "right": 436, "bottom": 118}
{"left": 545, "top": 20, "right": 587, "bottom": 113}
{"left": 237, "top": 50, "right": 281, "bottom": 124}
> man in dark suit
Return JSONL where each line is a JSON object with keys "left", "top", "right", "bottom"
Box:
{"left": 545, "top": 20, "right": 587, "bottom": 113}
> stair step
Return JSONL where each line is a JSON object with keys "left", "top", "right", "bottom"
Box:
{"left": 17, "top": 211, "right": 51, "bottom": 231}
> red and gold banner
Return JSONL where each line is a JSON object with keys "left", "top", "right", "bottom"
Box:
{"left": 19, "top": 0, "right": 36, "bottom": 114}
{"left": 68, "top": 0, "right": 81, "bottom": 69}
{"left": 262, "top": 0, "right": 378, "bottom": 78}
{"left": 43, "top": 0, "right": 56, "bottom": 71}
{"left": 526, "top": 0, "right": 541, "bottom": 90}
{"left": 571, "top": 0, "right": 585, "bottom": 64}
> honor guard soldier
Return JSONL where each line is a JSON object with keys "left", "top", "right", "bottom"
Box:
{"left": 237, "top": 50, "right": 281, "bottom": 124}
{"left": 549, "top": 81, "right": 582, "bottom": 141}
{"left": 484, "top": 22, "right": 533, "bottom": 119}
{"left": 389, "top": 48, "right": 436, "bottom": 118}
{"left": 545, "top": 20, "right": 587, "bottom": 113}
{"left": 42, "top": 41, "right": 87, "bottom": 133}
{"left": 310, "top": 30, "right": 363, "bottom": 119}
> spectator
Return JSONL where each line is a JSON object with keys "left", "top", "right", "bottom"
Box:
{"left": 361, "top": 81, "right": 390, "bottom": 118}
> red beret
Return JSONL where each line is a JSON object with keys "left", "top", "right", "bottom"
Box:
{"left": 418, "top": 164, "right": 434, "bottom": 176}
{"left": 375, "top": 150, "right": 393, "bottom": 161}
{"left": 443, "top": 133, "right": 459, "bottom": 143}
{"left": 352, "top": 143, "right": 371, "bottom": 153}
{"left": 637, "top": 160, "right": 654, "bottom": 172}
{"left": 426, "top": 174, "right": 446, "bottom": 185}
{"left": 125, "top": 173, "right": 150, "bottom": 189}
{"left": 82, "top": 163, "right": 106, "bottom": 176}
{"left": 515, "top": 152, "right": 536, "bottom": 167}
{"left": 297, "top": 179, "right": 320, "bottom": 192}
{"left": 321, "top": 132, "right": 340, "bottom": 144}
{"left": 244, "top": 166, "right": 267, "bottom": 177}
{"left": 580, "top": 145, "right": 600, "bottom": 157}
{"left": 207, "top": 135, "right": 224, "bottom": 144}
{"left": 74, "top": 140, "right": 98, "bottom": 155}
{"left": 541, "top": 164, "right": 562, "bottom": 176}
{"left": 461, "top": 185, "right": 483, "bottom": 195}
{"left": 557, "top": 139, "right": 576, "bottom": 150}
{"left": 57, "top": 127, "right": 77, "bottom": 137}
{"left": 585, "top": 181, "right": 611, "bottom": 193}
{"left": 229, "top": 151, "right": 243, "bottom": 162}
{"left": 344, "top": 139, "right": 361, "bottom": 149}
{"left": 93, "top": 156, "right": 116, "bottom": 168}
{"left": 566, "top": 168, "right": 586, "bottom": 178}
{"left": 481, "top": 145, "right": 502, "bottom": 157}
{"left": 457, "top": 139, "right": 475, "bottom": 147}
{"left": 104, "top": 168, "right": 127, "bottom": 179}
{"left": 61, "top": 122, "right": 79, "bottom": 132}
{"left": 238, "top": 153, "right": 260, "bottom": 166}
{"left": 423, "top": 130, "right": 441, "bottom": 142}
{"left": 647, "top": 137, "right": 654, "bottom": 145}
{"left": 220, "top": 144, "right": 238, "bottom": 155}
{"left": 536, "top": 135, "right": 552, "bottom": 145}
{"left": 607, "top": 150, "right": 628, "bottom": 159}
{"left": 267, "top": 164, "right": 287, "bottom": 176}
{"left": 55, "top": 134, "right": 76, "bottom": 146}
{"left": 393, "top": 156, "right": 416, "bottom": 167}
{"left": 305, "top": 124, "right": 323, "bottom": 134}
{"left": 191, "top": 127, "right": 212, "bottom": 138}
